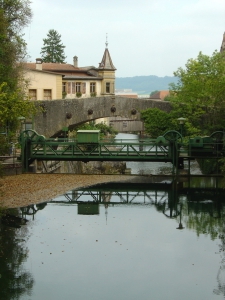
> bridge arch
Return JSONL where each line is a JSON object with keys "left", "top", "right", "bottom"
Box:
{"left": 33, "top": 96, "right": 171, "bottom": 137}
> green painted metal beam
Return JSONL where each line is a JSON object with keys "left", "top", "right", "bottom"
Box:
{"left": 19, "top": 129, "right": 225, "bottom": 173}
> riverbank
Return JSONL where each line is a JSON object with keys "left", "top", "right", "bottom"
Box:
{"left": 0, "top": 174, "right": 136, "bottom": 209}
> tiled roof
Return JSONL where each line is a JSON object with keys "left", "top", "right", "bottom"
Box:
{"left": 149, "top": 90, "right": 170, "bottom": 100}
{"left": 26, "top": 62, "right": 79, "bottom": 71}
{"left": 25, "top": 68, "right": 63, "bottom": 76}
{"left": 63, "top": 75, "right": 102, "bottom": 80}
{"left": 25, "top": 62, "right": 102, "bottom": 78}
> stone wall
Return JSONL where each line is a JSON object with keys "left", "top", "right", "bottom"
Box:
{"left": 33, "top": 96, "right": 172, "bottom": 137}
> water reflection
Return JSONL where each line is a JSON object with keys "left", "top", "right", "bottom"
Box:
{"left": 1, "top": 182, "right": 225, "bottom": 299}
{"left": 0, "top": 209, "right": 34, "bottom": 300}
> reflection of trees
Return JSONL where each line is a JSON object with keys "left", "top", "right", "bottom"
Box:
{"left": 182, "top": 200, "right": 225, "bottom": 240}
{"left": 0, "top": 208, "right": 34, "bottom": 299}
{"left": 214, "top": 226, "right": 225, "bottom": 297}
{"left": 179, "top": 198, "right": 225, "bottom": 296}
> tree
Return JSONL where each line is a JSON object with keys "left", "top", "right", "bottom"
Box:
{"left": 169, "top": 50, "right": 225, "bottom": 135}
{"left": 150, "top": 90, "right": 159, "bottom": 96}
{"left": 141, "top": 108, "right": 174, "bottom": 138}
{"left": 0, "top": 0, "right": 32, "bottom": 33}
{"left": 41, "top": 29, "right": 66, "bottom": 63}
{"left": 0, "top": 0, "right": 32, "bottom": 63}
{"left": 0, "top": 0, "right": 32, "bottom": 89}
{"left": 0, "top": 9, "right": 16, "bottom": 89}
{"left": 0, "top": 82, "right": 36, "bottom": 137}
{"left": 0, "top": 1, "right": 35, "bottom": 145}
{"left": 0, "top": 0, "right": 33, "bottom": 88}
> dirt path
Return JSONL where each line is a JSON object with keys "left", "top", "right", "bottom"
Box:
{"left": 0, "top": 174, "right": 133, "bottom": 208}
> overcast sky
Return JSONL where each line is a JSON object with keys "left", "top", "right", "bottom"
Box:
{"left": 23, "top": 0, "right": 225, "bottom": 78}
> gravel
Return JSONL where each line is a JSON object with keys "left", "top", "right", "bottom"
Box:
{"left": 0, "top": 174, "right": 132, "bottom": 208}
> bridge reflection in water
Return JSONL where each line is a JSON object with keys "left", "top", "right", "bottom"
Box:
{"left": 17, "top": 179, "right": 225, "bottom": 299}
{"left": 21, "top": 180, "right": 225, "bottom": 224}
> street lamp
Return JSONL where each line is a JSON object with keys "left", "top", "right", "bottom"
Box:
{"left": 176, "top": 203, "right": 185, "bottom": 230}
{"left": 18, "top": 116, "right": 25, "bottom": 133}
{"left": 177, "top": 117, "right": 186, "bottom": 137}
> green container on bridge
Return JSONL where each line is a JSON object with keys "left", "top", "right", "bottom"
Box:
{"left": 77, "top": 130, "right": 100, "bottom": 143}
{"left": 78, "top": 203, "right": 99, "bottom": 215}
{"left": 189, "top": 136, "right": 203, "bottom": 148}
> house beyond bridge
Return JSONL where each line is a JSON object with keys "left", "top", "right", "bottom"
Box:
{"left": 24, "top": 40, "right": 116, "bottom": 100}
{"left": 23, "top": 39, "right": 170, "bottom": 137}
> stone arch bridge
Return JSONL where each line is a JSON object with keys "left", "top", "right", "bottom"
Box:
{"left": 33, "top": 96, "right": 171, "bottom": 137}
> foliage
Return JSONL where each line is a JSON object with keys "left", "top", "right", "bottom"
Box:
{"left": 150, "top": 90, "right": 159, "bottom": 96}
{"left": 0, "top": 134, "right": 9, "bottom": 176}
{"left": 0, "top": 0, "right": 32, "bottom": 33}
{"left": 76, "top": 91, "right": 82, "bottom": 98}
{"left": 169, "top": 50, "right": 225, "bottom": 135}
{"left": 0, "top": 1, "right": 34, "bottom": 151}
{"left": 41, "top": 29, "right": 66, "bottom": 63}
{"left": 0, "top": 10, "right": 17, "bottom": 90}
{"left": 0, "top": 0, "right": 32, "bottom": 90}
{"left": 95, "top": 122, "right": 118, "bottom": 137}
{"left": 0, "top": 83, "right": 36, "bottom": 137}
{"left": 70, "top": 121, "right": 118, "bottom": 138}
{"left": 197, "top": 158, "right": 221, "bottom": 175}
{"left": 62, "top": 91, "right": 67, "bottom": 99}
{"left": 0, "top": 134, "right": 9, "bottom": 154}
{"left": 141, "top": 108, "right": 175, "bottom": 138}
{"left": 182, "top": 200, "right": 225, "bottom": 240}
{"left": 90, "top": 92, "right": 97, "bottom": 97}
{"left": 142, "top": 51, "right": 225, "bottom": 140}
{"left": 0, "top": 0, "right": 32, "bottom": 62}
{"left": 0, "top": 208, "right": 34, "bottom": 299}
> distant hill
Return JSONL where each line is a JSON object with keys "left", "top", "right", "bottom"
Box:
{"left": 115, "top": 75, "right": 178, "bottom": 95}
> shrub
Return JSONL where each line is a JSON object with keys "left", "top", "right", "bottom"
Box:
{"left": 76, "top": 92, "right": 82, "bottom": 98}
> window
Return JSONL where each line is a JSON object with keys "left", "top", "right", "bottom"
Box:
{"left": 106, "top": 82, "right": 110, "bottom": 93}
{"left": 43, "top": 89, "right": 52, "bottom": 100}
{"left": 62, "top": 82, "right": 66, "bottom": 93}
{"left": 82, "top": 83, "right": 86, "bottom": 94}
{"left": 76, "top": 82, "right": 81, "bottom": 93}
{"left": 29, "top": 89, "right": 37, "bottom": 100}
{"left": 72, "top": 82, "right": 75, "bottom": 94}
{"left": 67, "top": 82, "right": 71, "bottom": 94}
{"left": 67, "top": 82, "right": 75, "bottom": 94}
{"left": 25, "top": 123, "right": 32, "bottom": 130}
{"left": 90, "top": 82, "right": 96, "bottom": 93}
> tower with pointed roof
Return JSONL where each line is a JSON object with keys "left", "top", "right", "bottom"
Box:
{"left": 220, "top": 32, "right": 225, "bottom": 52}
{"left": 98, "top": 34, "right": 116, "bottom": 95}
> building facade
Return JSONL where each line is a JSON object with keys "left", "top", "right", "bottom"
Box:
{"left": 24, "top": 44, "right": 116, "bottom": 100}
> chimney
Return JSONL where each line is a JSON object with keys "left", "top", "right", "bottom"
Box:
{"left": 73, "top": 56, "right": 78, "bottom": 67}
{"left": 36, "top": 58, "right": 43, "bottom": 70}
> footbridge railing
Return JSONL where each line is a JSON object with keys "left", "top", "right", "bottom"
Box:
{"left": 18, "top": 130, "right": 225, "bottom": 174}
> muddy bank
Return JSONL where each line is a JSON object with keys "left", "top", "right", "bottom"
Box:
{"left": 0, "top": 174, "right": 135, "bottom": 209}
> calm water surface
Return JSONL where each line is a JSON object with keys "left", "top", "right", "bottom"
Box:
{"left": 0, "top": 133, "right": 225, "bottom": 300}
{"left": 115, "top": 133, "right": 202, "bottom": 175}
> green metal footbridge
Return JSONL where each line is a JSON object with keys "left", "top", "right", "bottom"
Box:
{"left": 19, "top": 129, "right": 225, "bottom": 174}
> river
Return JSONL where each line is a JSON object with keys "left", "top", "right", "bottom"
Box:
{"left": 0, "top": 133, "right": 224, "bottom": 300}
{"left": 115, "top": 133, "right": 202, "bottom": 175}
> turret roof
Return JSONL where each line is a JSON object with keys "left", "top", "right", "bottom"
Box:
{"left": 99, "top": 47, "right": 116, "bottom": 70}
{"left": 220, "top": 32, "right": 225, "bottom": 52}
